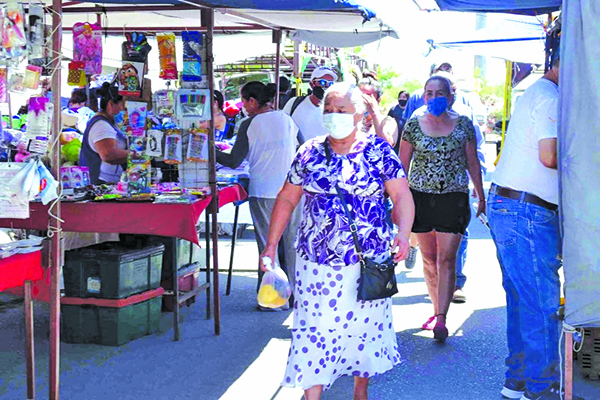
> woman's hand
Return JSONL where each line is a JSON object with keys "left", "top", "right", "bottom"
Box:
{"left": 362, "top": 93, "right": 379, "bottom": 116}
{"left": 476, "top": 198, "right": 486, "bottom": 218}
{"left": 391, "top": 232, "right": 410, "bottom": 263}
{"left": 259, "top": 244, "right": 277, "bottom": 272}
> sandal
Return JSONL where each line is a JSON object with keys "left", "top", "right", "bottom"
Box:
{"left": 422, "top": 315, "right": 437, "bottom": 330}
{"left": 433, "top": 314, "right": 449, "bottom": 342}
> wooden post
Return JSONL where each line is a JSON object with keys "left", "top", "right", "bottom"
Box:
{"left": 273, "top": 30, "right": 282, "bottom": 109}
{"left": 50, "top": 0, "right": 63, "bottom": 398}
{"left": 24, "top": 280, "right": 35, "bottom": 400}
{"left": 565, "top": 332, "right": 573, "bottom": 400}
{"left": 204, "top": 8, "right": 221, "bottom": 335}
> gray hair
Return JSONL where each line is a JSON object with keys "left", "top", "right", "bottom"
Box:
{"left": 323, "top": 82, "right": 366, "bottom": 114}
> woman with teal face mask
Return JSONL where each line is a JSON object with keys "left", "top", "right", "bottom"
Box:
{"left": 80, "top": 82, "right": 128, "bottom": 184}
{"left": 399, "top": 76, "right": 485, "bottom": 343}
{"left": 259, "top": 82, "right": 415, "bottom": 399}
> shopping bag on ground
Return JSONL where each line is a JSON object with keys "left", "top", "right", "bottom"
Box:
{"left": 257, "top": 257, "right": 291, "bottom": 309}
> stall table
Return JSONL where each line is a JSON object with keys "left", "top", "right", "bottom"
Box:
{"left": 0, "top": 184, "right": 247, "bottom": 340}
{"left": 0, "top": 251, "right": 44, "bottom": 400}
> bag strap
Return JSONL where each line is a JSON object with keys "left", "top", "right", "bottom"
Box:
{"left": 290, "top": 95, "right": 306, "bottom": 117}
{"left": 324, "top": 138, "right": 364, "bottom": 258}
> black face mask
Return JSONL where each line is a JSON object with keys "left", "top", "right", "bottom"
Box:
{"left": 398, "top": 99, "right": 408, "bottom": 107}
{"left": 312, "top": 86, "right": 325, "bottom": 100}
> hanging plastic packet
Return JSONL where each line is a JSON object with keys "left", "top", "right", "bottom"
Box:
{"left": 146, "top": 129, "right": 164, "bottom": 157}
{"left": 182, "top": 31, "right": 203, "bottom": 82}
{"left": 0, "top": 68, "right": 7, "bottom": 103}
{"left": 125, "top": 101, "right": 147, "bottom": 132}
{"left": 8, "top": 73, "right": 24, "bottom": 93}
{"left": 26, "top": 97, "right": 52, "bottom": 155}
{"left": 157, "top": 32, "right": 177, "bottom": 80}
{"left": 127, "top": 161, "right": 151, "bottom": 195}
{"left": 163, "top": 128, "right": 182, "bottom": 164}
{"left": 67, "top": 61, "right": 87, "bottom": 87}
{"left": 72, "top": 22, "right": 102, "bottom": 75}
{"left": 37, "top": 160, "right": 58, "bottom": 205}
{"left": 121, "top": 32, "right": 152, "bottom": 64}
{"left": 153, "top": 90, "right": 176, "bottom": 118}
{"left": 177, "top": 89, "right": 210, "bottom": 120}
{"left": 2, "top": 1, "right": 26, "bottom": 58}
{"left": 23, "top": 65, "right": 42, "bottom": 90}
{"left": 27, "top": 4, "right": 45, "bottom": 60}
{"left": 186, "top": 125, "right": 208, "bottom": 162}
{"left": 118, "top": 61, "right": 144, "bottom": 97}
{"left": 257, "top": 257, "right": 292, "bottom": 309}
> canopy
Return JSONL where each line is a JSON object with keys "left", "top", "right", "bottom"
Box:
{"left": 560, "top": 0, "right": 600, "bottom": 328}
{"left": 433, "top": 0, "right": 560, "bottom": 14}
{"left": 427, "top": 16, "right": 546, "bottom": 64}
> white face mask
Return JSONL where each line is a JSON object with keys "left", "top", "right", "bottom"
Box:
{"left": 323, "top": 113, "right": 356, "bottom": 140}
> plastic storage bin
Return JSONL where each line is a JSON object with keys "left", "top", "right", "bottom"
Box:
{"left": 63, "top": 243, "right": 164, "bottom": 299}
{"left": 147, "top": 236, "right": 202, "bottom": 279}
{"left": 61, "top": 288, "right": 163, "bottom": 346}
{"left": 161, "top": 262, "right": 201, "bottom": 311}
{"left": 577, "top": 328, "right": 600, "bottom": 380}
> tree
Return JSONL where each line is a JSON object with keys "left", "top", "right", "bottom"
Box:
{"left": 376, "top": 66, "right": 424, "bottom": 112}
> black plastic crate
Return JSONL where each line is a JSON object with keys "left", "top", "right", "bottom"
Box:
{"left": 64, "top": 242, "right": 164, "bottom": 299}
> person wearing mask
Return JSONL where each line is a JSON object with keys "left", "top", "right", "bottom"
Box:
{"left": 400, "top": 75, "right": 485, "bottom": 342}
{"left": 262, "top": 82, "right": 414, "bottom": 399}
{"left": 410, "top": 71, "right": 487, "bottom": 304}
{"left": 388, "top": 90, "right": 410, "bottom": 135}
{"left": 283, "top": 66, "right": 337, "bottom": 140}
{"left": 358, "top": 76, "right": 399, "bottom": 149}
{"left": 216, "top": 82, "right": 302, "bottom": 310}
{"left": 79, "top": 82, "right": 128, "bottom": 185}
{"left": 488, "top": 58, "right": 579, "bottom": 400}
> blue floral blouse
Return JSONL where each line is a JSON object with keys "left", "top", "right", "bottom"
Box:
{"left": 287, "top": 134, "right": 406, "bottom": 267}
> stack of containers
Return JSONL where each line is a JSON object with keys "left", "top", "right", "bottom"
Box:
{"left": 61, "top": 242, "right": 165, "bottom": 346}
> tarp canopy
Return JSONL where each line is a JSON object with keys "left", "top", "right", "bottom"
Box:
{"left": 427, "top": 16, "right": 546, "bottom": 63}
{"left": 47, "top": 0, "right": 396, "bottom": 48}
{"left": 560, "top": 0, "right": 600, "bottom": 328}
{"left": 433, "top": 0, "right": 560, "bottom": 15}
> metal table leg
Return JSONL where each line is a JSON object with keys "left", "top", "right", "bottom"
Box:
{"left": 226, "top": 204, "right": 240, "bottom": 296}
{"left": 172, "top": 237, "right": 181, "bottom": 341}
{"left": 205, "top": 211, "right": 211, "bottom": 319}
{"left": 24, "top": 280, "right": 35, "bottom": 400}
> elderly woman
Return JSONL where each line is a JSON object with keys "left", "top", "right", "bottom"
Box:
{"left": 80, "top": 83, "right": 128, "bottom": 185}
{"left": 260, "top": 82, "right": 414, "bottom": 399}
{"left": 399, "top": 76, "right": 485, "bottom": 342}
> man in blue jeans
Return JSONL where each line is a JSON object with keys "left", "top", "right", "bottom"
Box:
{"left": 488, "top": 57, "right": 580, "bottom": 400}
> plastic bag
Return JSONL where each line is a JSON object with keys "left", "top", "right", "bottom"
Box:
{"left": 182, "top": 31, "right": 202, "bottom": 82}
{"left": 157, "top": 32, "right": 177, "bottom": 80}
{"left": 257, "top": 257, "right": 292, "bottom": 309}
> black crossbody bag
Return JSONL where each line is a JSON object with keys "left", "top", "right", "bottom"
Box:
{"left": 324, "top": 139, "right": 398, "bottom": 301}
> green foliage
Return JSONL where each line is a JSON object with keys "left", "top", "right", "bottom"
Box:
{"left": 376, "top": 66, "right": 423, "bottom": 113}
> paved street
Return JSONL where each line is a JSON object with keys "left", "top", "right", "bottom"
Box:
{"left": 1, "top": 212, "right": 599, "bottom": 399}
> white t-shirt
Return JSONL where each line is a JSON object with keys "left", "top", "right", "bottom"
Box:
{"left": 283, "top": 96, "right": 327, "bottom": 141}
{"left": 247, "top": 111, "right": 299, "bottom": 198}
{"left": 88, "top": 120, "right": 127, "bottom": 184}
{"left": 492, "top": 78, "right": 558, "bottom": 204}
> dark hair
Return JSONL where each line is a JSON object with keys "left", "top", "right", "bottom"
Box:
{"left": 424, "top": 76, "right": 452, "bottom": 96}
{"left": 358, "top": 76, "right": 383, "bottom": 100}
{"left": 69, "top": 90, "right": 87, "bottom": 106}
{"left": 214, "top": 90, "right": 224, "bottom": 111}
{"left": 362, "top": 69, "right": 378, "bottom": 81}
{"left": 97, "top": 82, "right": 123, "bottom": 111}
{"left": 397, "top": 90, "right": 409, "bottom": 99}
{"left": 279, "top": 76, "right": 290, "bottom": 92}
{"left": 241, "top": 81, "right": 277, "bottom": 107}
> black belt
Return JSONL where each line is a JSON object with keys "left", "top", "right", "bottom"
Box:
{"left": 491, "top": 184, "right": 558, "bottom": 212}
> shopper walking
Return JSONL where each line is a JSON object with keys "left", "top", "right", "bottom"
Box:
{"left": 261, "top": 82, "right": 414, "bottom": 399}
{"left": 399, "top": 75, "right": 485, "bottom": 342}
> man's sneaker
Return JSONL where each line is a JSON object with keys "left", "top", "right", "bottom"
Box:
{"left": 501, "top": 378, "right": 526, "bottom": 399}
{"left": 452, "top": 288, "right": 467, "bottom": 304}
{"left": 404, "top": 246, "right": 419, "bottom": 270}
{"left": 520, "top": 382, "right": 585, "bottom": 400}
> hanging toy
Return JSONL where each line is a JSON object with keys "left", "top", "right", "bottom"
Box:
{"left": 72, "top": 22, "right": 102, "bottom": 75}
{"left": 121, "top": 32, "right": 152, "bottom": 64}
{"left": 26, "top": 4, "right": 45, "bottom": 60}
{"left": 8, "top": 73, "right": 25, "bottom": 93}
{"left": 186, "top": 125, "right": 208, "bottom": 162}
{"left": 153, "top": 90, "right": 176, "bottom": 119}
{"left": 0, "top": 68, "right": 7, "bottom": 103}
{"left": 182, "top": 31, "right": 203, "bottom": 82}
{"left": 2, "top": 1, "right": 27, "bottom": 58}
{"left": 163, "top": 128, "right": 182, "bottom": 164}
{"left": 118, "top": 61, "right": 144, "bottom": 97}
{"left": 23, "top": 65, "right": 43, "bottom": 90}
{"left": 157, "top": 32, "right": 177, "bottom": 80}
{"left": 146, "top": 130, "right": 164, "bottom": 158}
{"left": 67, "top": 61, "right": 87, "bottom": 87}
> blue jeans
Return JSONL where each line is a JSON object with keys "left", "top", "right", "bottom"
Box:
{"left": 487, "top": 191, "right": 561, "bottom": 394}
{"left": 455, "top": 229, "right": 469, "bottom": 289}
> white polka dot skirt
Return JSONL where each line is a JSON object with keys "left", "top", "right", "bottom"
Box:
{"left": 282, "top": 254, "right": 401, "bottom": 391}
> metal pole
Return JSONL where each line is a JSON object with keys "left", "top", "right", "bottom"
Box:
{"left": 205, "top": 8, "right": 221, "bottom": 335}
{"left": 273, "top": 30, "right": 281, "bottom": 109}
{"left": 24, "top": 280, "right": 35, "bottom": 400}
{"left": 565, "top": 332, "right": 573, "bottom": 400}
{"left": 50, "top": 0, "right": 63, "bottom": 398}
{"left": 293, "top": 40, "right": 301, "bottom": 96}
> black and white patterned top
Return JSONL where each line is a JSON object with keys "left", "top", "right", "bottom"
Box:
{"left": 402, "top": 115, "right": 475, "bottom": 194}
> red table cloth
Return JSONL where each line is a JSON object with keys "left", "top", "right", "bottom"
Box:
{"left": 0, "top": 185, "right": 247, "bottom": 246}
{"left": 0, "top": 251, "right": 43, "bottom": 291}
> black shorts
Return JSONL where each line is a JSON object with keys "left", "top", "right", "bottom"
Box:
{"left": 410, "top": 189, "right": 471, "bottom": 235}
